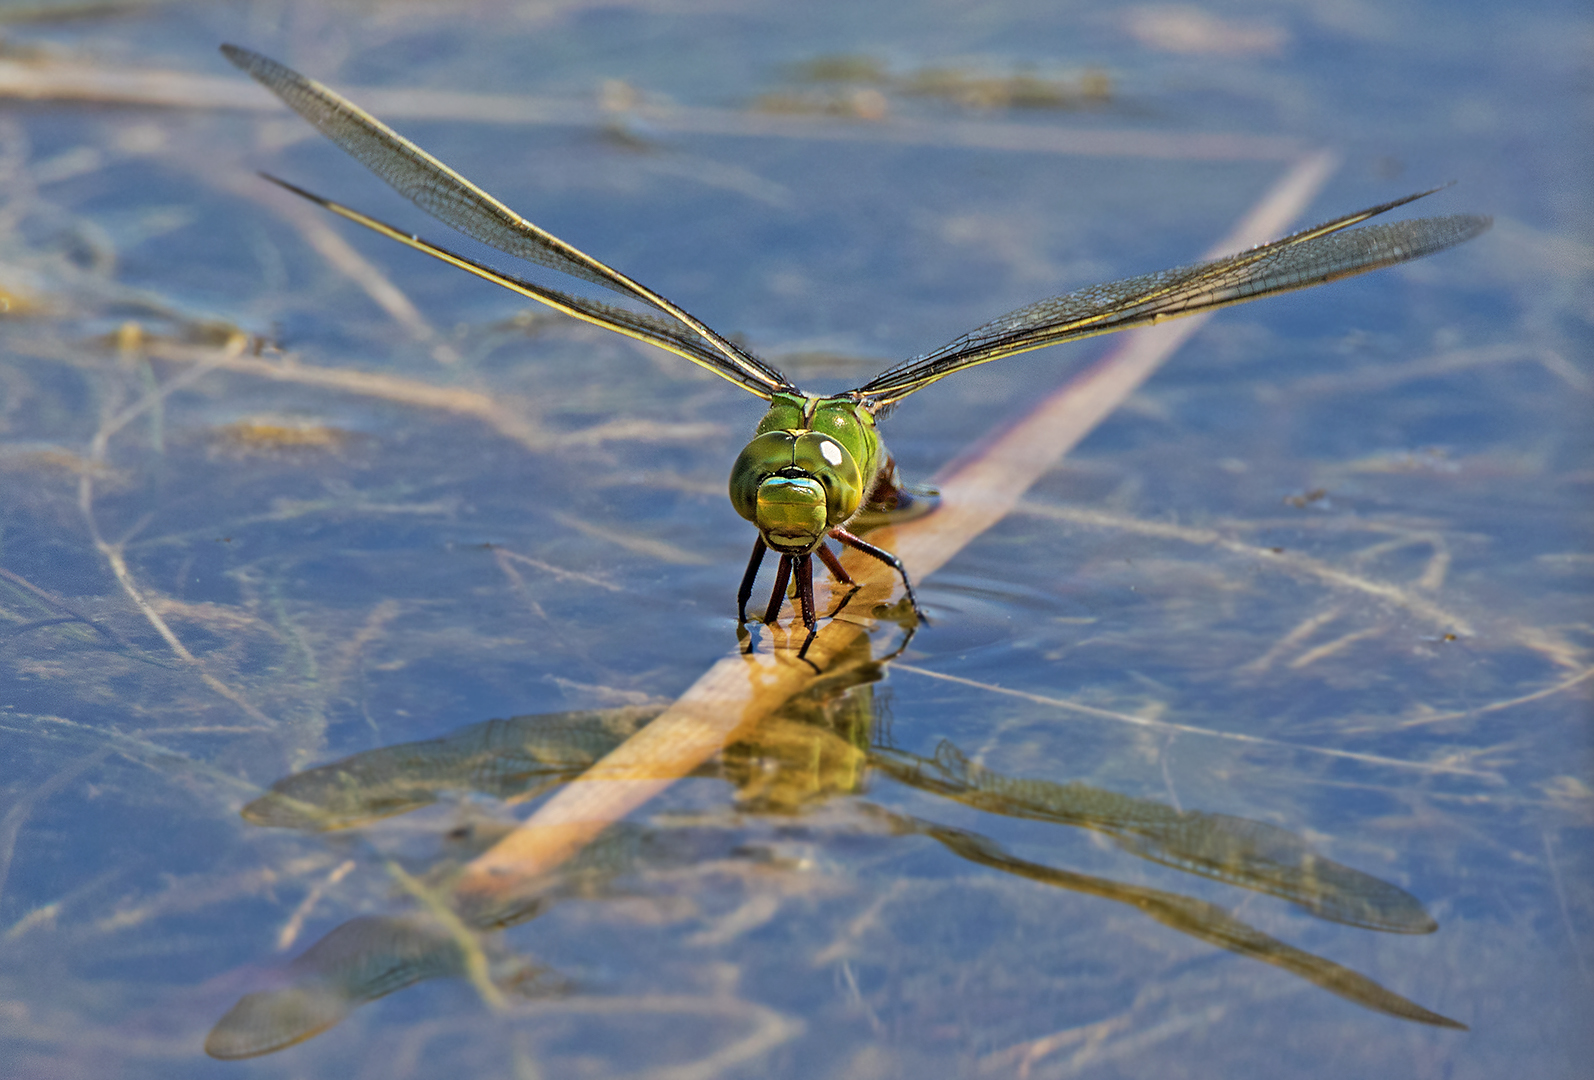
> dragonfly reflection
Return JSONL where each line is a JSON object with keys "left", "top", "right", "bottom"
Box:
{"left": 208, "top": 648, "right": 1463, "bottom": 1058}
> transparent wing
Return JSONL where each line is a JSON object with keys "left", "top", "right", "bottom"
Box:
{"left": 223, "top": 44, "right": 795, "bottom": 398}
{"left": 263, "top": 177, "right": 786, "bottom": 399}
{"left": 856, "top": 190, "right": 1490, "bottom": 407}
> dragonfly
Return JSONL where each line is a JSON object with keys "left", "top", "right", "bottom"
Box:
{"left": 221, "top": 45, "right": 1490, "bottom": 652}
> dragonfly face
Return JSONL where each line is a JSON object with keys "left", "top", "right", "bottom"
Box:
{"left": 220, "top": 44, "right": 1488, "bottom": 658}
{"left": 728, "top": 393, "right": 882, "bottom": 554}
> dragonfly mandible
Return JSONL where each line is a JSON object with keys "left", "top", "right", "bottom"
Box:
{"left": 221, "top": 46, "right": 1490, "bottom": 652}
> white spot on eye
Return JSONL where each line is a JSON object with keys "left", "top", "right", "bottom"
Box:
{"left": 820, "top": 439, "right": 843, "bottom": 466}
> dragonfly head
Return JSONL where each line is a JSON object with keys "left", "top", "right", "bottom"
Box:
{"left": 730, "top": 430, "right": 863, "bottom": 552}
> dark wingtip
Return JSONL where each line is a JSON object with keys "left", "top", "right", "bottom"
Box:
{"left": 256, "top": 172, "right": 339, "bottom": 213}
{"left": 220, "top": 43, "right": 281, "bottom": 81}
{"left": 257, "top": 171, "right": 308, "bottom": 197}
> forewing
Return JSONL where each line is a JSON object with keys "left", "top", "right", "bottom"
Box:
{"left": 223, "top": 44, "right": 794, "bottom": 396}
{"left": 858, "top": 189, "right": 1490, "bottom": 407}
{"left": 263, "top": 176, "right": 784, "bottom": 398}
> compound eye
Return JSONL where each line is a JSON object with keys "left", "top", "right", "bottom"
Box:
{"left": 728, "top": 431, "right": 797, "bottom": 523}
{"left": 792, "top": 432, "right": 862, "bottom": 524}
{"left": 819, "top": 406, "right": 861, "bottom": 447}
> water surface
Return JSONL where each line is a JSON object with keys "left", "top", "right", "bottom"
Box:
{"left": 0, "top": 2, "right": 1587, "bottom": 1077}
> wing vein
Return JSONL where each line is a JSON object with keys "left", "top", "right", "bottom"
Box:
{"left": 857, "top": 191, "right": 1489, "bottom": 407}
{"left": 223, "top": 44, "right": 793, "bottom": 397}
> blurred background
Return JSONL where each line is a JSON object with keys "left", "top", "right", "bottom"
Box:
{"left": 0, "top": 1, "right": 1587, "bottom": 1077}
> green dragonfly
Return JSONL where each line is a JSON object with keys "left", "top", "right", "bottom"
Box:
{"left": 222, "top": 45, "right": 1490, "bottom": 648}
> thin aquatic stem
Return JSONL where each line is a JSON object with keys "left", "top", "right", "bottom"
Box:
{"left": 77, "top": 333, "right": 275, "bottom": 727}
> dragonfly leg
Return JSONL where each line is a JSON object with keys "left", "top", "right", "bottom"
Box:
{"left": 813, "top": 540, "right": 865, "bottom": 639}
{"left": 795, "top": 553, "right": 823, "bottom": 662}
{"left": 762, "top": 553, "right": 793, "bottom": 625}
{"left": 828, "top": 527, "right": 927, "bottom": 623}
{"left": 814, "top": 541, "right": 855, "bottom": 586}
{"left": 795, "top": 554, "right": 817, "bottom": 630}
{"left": 736, "top": 537, "right": 768, "bottom": 622}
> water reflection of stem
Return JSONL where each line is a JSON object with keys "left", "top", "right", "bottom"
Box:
{"left": 1388, "top": 663, "right": 1594, "bottom": 730}
{"left": 0, "top": 54, "right": 1305, "bottom": 162}
{"left": 1541, "top": 829, "right": 1592, "bottom": 986}
{"left": 0, "top": 748, "right": 110, "bottom": 910}
{"left": 385, "top": 860, "right": 507, "bottom": 1011}
{"left": 978, "top": 1011, "right": 1132, "bottom": 1079}
{"left": 276, "top": 858, "right": 357, "bottom": 952}
{"left": 143, "top": 338, "right": 558, "bottom": 450}
{"left": 513, "top": 995, "right": 804, "bottom": 1080}
{"left": 889, "top": 663, "right": 1499, "bottom": 780}
{"left": 1014, "top": 501, "right": 1475, "bottom": 636}
{"left": 0, "top": 564, "right": 129, "bottom": 650}
{"left": 236, "top": 170, "right": 458, "bottom": 364}
{"left": 1238, "top": 606, "right": 1343, "bottom": 675}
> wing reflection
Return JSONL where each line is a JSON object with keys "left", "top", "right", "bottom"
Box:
{"left": 892, "top": 817, "right": 1462, "bottom": 1028}
{"left": 207, "top": 913, "right": 519, "bottom": 1059}
{"left": 869, "top": 741, "right": 1437, "bottom": 934}
{"left": 243, "top": 706, "right": 662, "bottom": 829}
{"left": 206, "top": 821, "right": 774, "bottom": 1058}
{"left": 211, "top": 656, "right": 1463, "bottom": 1056}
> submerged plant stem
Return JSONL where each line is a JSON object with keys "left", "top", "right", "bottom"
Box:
{"left": 77, "top": 333, "right": 275, "bottom": 727}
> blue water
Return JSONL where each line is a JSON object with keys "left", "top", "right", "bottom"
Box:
{"left": 0, "top": 1, "right": 1588, "bottom": 1077}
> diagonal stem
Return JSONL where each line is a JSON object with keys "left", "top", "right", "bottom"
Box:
{"left": 452, "top": 150, "right": 1342, "bottom": 917}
